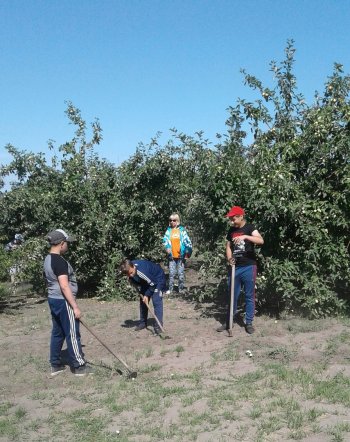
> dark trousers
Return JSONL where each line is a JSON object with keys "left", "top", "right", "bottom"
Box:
{"left": 139, "top": 290, "right": 164, "bottom": 328}
{"left": 48, "top": 297, "right": 85, "bottom": 368}
{"left": 226, "top": 265, "right": 257, "bottom": 327}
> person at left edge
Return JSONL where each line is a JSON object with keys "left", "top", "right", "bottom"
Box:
{"left": 120, "top": 259, "right": 166, "bottom": 335}
{"left": 5, "top": 233, "right": 24, "bottom": 252}
{"left": 43, "top": 229, "right": 92, "bottom": 376}
{"left": 5, "top": 233, "right": 24, "bottom": 284}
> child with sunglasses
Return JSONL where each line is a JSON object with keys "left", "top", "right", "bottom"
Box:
{"left": 163, "top": 213, "right": 192, "bottom": 294}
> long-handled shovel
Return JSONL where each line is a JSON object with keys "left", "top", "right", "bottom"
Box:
{"left": 139, "top": 293, "right": 170, "bottom": 339}
{"left": 80, "top": 318, "right": 137, "bottom": 379}
{"left": 228, "top": 263, "right": 235, "bottom": 337}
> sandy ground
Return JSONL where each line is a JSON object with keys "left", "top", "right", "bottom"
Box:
{"left": 1, "top": 271, "right": 350, "bottom": 441}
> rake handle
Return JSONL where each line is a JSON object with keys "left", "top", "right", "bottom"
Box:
{"left": 139, "top": 293, "right": 166, "bottom": 334}
{"left": 80, "top": 318, "right": 132, "bottom": 373}
{"left": 228, "top": 263, "right": 235, "bottom": 336}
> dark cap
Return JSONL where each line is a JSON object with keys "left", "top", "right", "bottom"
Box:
{"left": 47, "top": 229, "right": 76, "bottom": 245}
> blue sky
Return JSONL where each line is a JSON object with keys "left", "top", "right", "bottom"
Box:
{"left": 1, "top": 0, "right": 349, "bottom": 167}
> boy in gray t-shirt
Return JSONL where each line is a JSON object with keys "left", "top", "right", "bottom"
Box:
{"left": 43, "top": 229, "right": 92, "bottom": 377}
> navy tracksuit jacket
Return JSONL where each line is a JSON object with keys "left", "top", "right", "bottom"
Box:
{"left": 130, "top": 260, "right": 166, "bottom": 327}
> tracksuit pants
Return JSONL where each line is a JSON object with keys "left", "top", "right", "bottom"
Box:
{"left": 48, "top": 297, "right": 85, "bottom": 368}
{"left": 139, "top": 289, "right": 164, "bottom": 328}
{"left": 226, "top": 265, "right": 257, "bottom": 327}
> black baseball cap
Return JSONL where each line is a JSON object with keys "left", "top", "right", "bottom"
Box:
{"left": 47, "top": 229, "right": 76, "bottom": 245}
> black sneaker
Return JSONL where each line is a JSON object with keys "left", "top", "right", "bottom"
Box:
{"left": 154, "top": 328, "right": 162, "bottom": 336}
{"left": 216, "top": 324, "right": 228, "bottom": 332}
{"left": 245, "top": 323, "right": 255, "bottom": 334}
{"left": 50, "top": 365, "right": 66, "bottom": 377}
{"left": 134, "top": 323, "right": 147, "bottom": 331}
{"left": 73, "top": 364, "right": 94, "bottom": 376}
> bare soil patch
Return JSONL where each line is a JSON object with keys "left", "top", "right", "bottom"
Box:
{"left": 1, "top": 280, "right": 350, "bottom": 441}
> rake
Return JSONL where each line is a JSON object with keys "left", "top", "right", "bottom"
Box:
{"left": 139, "top": 293, "right": 171, "bottom": 339}
{"left": 228, "top": 263, "right": 235, "bottom": 337}
{"left": 80, "top": 318, "right": 137, "bottom": 379}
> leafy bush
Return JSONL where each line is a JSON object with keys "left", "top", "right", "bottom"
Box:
{"left": 0, "top": 282, "right": 11, "bottom": 301}
{"left": 0, "top": 43, "right": 349, "bottom": 317}
{"left": 238, "top": 43, "right": 350, "bottom": 316}
{"left": 0, "top": 246, "right": 12, "bottom": 282}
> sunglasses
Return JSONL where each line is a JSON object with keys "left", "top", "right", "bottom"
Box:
{"left": 169, "top": 219, "right": 177, "bottom": 222}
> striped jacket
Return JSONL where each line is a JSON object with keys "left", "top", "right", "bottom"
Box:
{"left": 130, "top": 260, "right": 166, "bottom": 296}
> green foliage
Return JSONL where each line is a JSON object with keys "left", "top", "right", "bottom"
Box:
{"left": 240, "top": 43, "right": 350, "bottom": 316}
{"left": 16, "top": 238, "right": 47, "bottom": 295}
{"left": 0, "top": 282, "right": 10, "bottom": 301}
{"left": 0, "top": 246, "right": 12, "bottom": 281}
{"left": 0, "top": 43, "right": 349, "bottom": 317}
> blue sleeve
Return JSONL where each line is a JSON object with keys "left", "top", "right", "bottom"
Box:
{"left": 163, "top": 228, "right": 171, "bottom": 250}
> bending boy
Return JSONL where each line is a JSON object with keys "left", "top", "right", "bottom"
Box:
{"left": 120, "top": 259, "right": 166, "bottom": 335}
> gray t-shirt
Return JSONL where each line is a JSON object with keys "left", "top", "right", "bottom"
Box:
{"left": 43, "top": 253, "right": 78, "bottom": 299}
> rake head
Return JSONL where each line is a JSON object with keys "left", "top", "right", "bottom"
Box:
{"left": 108, "top": 362, "right": 137, "bottom": 380}
{"left": 126, "top": 371, "right": 138, "bottom": 379}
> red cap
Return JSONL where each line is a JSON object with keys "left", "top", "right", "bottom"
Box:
{"left": 226, "top": 206, "right": 245, "bottom": 217}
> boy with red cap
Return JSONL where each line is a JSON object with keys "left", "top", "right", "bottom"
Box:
{"left": 217, "top": 206, "right": 264, "bottom": 334}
